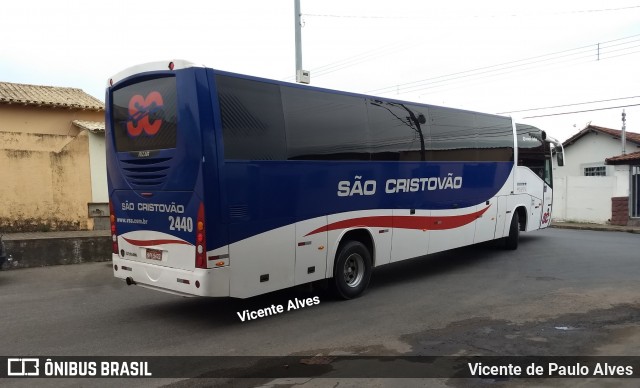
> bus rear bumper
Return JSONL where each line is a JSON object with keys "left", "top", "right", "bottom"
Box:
{"left": 112, "top": 255, "right": 230, "bottom": 297}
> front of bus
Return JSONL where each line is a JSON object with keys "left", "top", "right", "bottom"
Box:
{"left": 106, "top": 60, "right": 227, "bottom": 297}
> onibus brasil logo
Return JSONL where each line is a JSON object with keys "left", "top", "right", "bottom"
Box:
{"left": 127, "top": 92, "right": 164, "bottom": 137}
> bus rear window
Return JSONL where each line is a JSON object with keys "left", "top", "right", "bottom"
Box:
{"left": 111, "top": 77, "right": 178, "bottom": 152}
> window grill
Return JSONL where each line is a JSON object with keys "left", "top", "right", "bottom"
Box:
{"left": 584, "top": 166, "right": 606, "bottom": 176}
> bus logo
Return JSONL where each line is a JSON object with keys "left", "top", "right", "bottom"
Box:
{"left": 127, "top": 92, "right": 164, "bottom": 137}
{"left": 542, "top": 211, "right": 550, "bottom": 224}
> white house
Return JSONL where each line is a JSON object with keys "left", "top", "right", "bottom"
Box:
{"left": 552, "top": 124, "right": 640, "bottom": 224}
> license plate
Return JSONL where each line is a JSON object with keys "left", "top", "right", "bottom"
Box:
{"left": 146, "top": 248, "right": 163, "bottom": 261}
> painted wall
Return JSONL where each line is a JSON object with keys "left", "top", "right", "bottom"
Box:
{"left": 88, "top": 132, "right": 108, "bottom": 203}
{"left": 552, "top": 131, "right": 637, "bottom": 223}
{"left": 0, "top": 131, "right": 92, "bottom": 231}
{"left": 0, "top": 105, "right": 103, "bottom": 232}
{"left": 553, "top": 176, "right": 616, "bottom": 223}
{"left": 1, "top": 104, "right": 102, "bottom": 136}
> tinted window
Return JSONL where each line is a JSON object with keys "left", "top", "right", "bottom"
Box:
{"left": 428, "top": 107, "right": 477, "bottom": 161}
{"left": 367, "top": 99, "right": 429, "bottom": 161}
{"left": 516, "top": 123, "right": 549, "bottom": 180}
{"left": 474, "top": 113, "right": 514, "bottom": 162}
{"left": 282, "top": 87, "right": 370, "bottom": 160}
{"left": 217, "top": 76, "right": 286, "bottom": 160}
{"left": 428, "top": 108, "right": 513, "bottom": 162}
{"left": 112, "top": 77, "right": 178, "bottom": 152}
{"left": 516, "top": 123, "right": 545, "bottom": 150}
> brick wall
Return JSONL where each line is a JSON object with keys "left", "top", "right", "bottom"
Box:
{"left": 611, "top": 196, "right": 629, "bottom": 226}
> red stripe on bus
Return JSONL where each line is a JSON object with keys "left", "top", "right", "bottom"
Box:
{"left": 305, "top": 205, "right": 490, "bottom": 237}
{"left": 122, "top": 237, "right": 192, "bottom": 246}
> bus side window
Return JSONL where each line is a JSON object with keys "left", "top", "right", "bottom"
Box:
{"left": 217, "top": 76, "right": 287, "bottom": 161}
{"left": 367, "top": 99, "right": 428, "bottom": 161}
{"left": 282, "top": 87, "right": 370, "bottom": 161}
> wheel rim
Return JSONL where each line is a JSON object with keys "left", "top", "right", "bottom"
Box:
{"left": 343, "top": 253, "right": 365, "bottom": 288}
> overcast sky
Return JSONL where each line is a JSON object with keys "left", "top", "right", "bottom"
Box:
{"left": 2, "top": 0, "right": 640, "bottom": 143}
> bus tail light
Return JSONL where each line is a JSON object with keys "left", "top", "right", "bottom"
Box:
{"left": 109, "top": 201, "right": 118, "bottom": 255}
{"left": 195, "top": 203, "right": 207, "bottom": 269}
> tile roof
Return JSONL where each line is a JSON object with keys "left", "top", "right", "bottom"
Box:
{"left": 72, "top": 120, "right": 105, "bottom": 133}
{"left": 563, "top": 124, "right": 640, "bottom": 148}
{"left": 606, "top": 150, "right": 640, "bottom": 165}
{"left": 0, "top": 81, "right": 104, "bottom": 111}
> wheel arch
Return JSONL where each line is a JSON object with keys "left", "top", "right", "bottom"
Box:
{"left": 326, "top": 227, "right": 375, "bottom": 278}
{"left": 515, "top": 206, "right": 527, "bottom": 231}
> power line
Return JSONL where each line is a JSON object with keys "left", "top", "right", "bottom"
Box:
{"left": 313, "top": 43, "right": 412, "bottom": 78}
{"left": 409, "top": 48, "right": 598, "bottom": 95}
{"left": 289, "top": 11, "right": 640, "bottom": 90}
{"left": 302, "top": 13, "right": 407, "bottom": 20}
{"left": 302, "top": 5, "right": 640, "bottom": 20}
{"left": 602, "top": 48, "right": 640, "bottom": 61}
{"left": 282, "top": 43, "right": 411, "bottom": 81}
{"left": 410, "top": 50, "right": 640, "bottom": 98}
{"left": 414, "top": 46, "right": 640, "bottom": 97}
{"left": 366, "top": 33, "right": 640, "bottom": 96}
{"left": 498, "top": 95, "right": 640, "bottom": 114}
{"left": 365, "top": 43, "right": 596, "bottom": 94}
{"left": 368, "top": 46, "right": 590, "bottom": 94}
{"left": 522, "top": 103, "right": 640, "bottom": 119}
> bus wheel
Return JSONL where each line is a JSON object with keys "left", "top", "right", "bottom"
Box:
{"left": 332, "top": 241, "right": 372, "bottom": 299}
{"left": 504, "top": 212, "right": 519, "bottom": 250}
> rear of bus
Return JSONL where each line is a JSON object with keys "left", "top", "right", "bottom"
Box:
{"left": 106, "top": 60, "right": 227, "bottom": 297}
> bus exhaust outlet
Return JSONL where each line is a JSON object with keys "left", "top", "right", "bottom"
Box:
{"left": 126, "top": 277, "right": 136, "bottom": 286}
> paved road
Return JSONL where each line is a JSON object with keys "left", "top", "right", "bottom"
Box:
{"left": 1, "top": 228, "right": 639, "bottom": 387}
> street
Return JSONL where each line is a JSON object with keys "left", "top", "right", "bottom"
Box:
{"left": 1, "top": 228, "right": 639, "bottom": 387}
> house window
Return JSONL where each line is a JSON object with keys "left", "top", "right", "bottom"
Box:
{"left": 584, "top": 166, "right": 607, "bottom": 176}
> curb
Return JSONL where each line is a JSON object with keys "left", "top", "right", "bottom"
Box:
{"left": 551, "top": 223, "right": 640, "bottom": 234}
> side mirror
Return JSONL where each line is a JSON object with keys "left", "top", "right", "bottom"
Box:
{"left": 418, "top": 114, "right": 427, "bottom": 125}
{"left": 545, "top": 135, "right": 565, "bottom": 167}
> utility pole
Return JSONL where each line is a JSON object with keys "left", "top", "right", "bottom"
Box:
{"left": 294, "top": 0, "right": 310, "bottom": 84}
{"left": 622, "top": 109, "right": 627, "bottom": 155}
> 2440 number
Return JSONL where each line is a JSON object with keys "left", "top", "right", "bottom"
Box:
{"left": 169, "top": 216, "right": 193, "bottom": 232}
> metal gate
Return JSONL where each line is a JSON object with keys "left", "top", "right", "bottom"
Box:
{"left": 632, "top": 166, "right": 640, "bottom": 218}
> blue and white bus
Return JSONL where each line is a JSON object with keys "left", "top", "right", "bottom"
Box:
{"left": 106, "top": 60, "right": 564, "bottom": 299}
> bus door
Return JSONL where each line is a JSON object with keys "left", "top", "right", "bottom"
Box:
{"left": 540, "top": 154, "right": 553, "bottom": 228}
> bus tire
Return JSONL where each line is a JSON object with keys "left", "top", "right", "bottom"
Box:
{"left": 332, "top": 241, "right": 372, "bottom": 300}
{"left": 504, "top": 212, "right": 519, "bottom": 250}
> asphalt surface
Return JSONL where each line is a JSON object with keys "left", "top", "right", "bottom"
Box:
{"left": 1, "top": 228, "right": 639, "bottom": 387}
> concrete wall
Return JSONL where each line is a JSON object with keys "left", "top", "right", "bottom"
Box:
{"left": 3, "top": 235, "right": 111, "bottom": 269}
{"left": 0, "top": 104, "right": 104, "bottom": 232}
{"left": 553, "top": 176, "right": 617, "bottom": 223}
{"left": 0, "top": 104, "right": 102, "bottom": 136}
{"left": 552, "top": 131, "right": 637, "bottom": 224}
{"left": 0, "top": 131, "right": 93, "bottom": 232}
{"left": 88, "top": 132, "right": 107, "bottom": 203}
